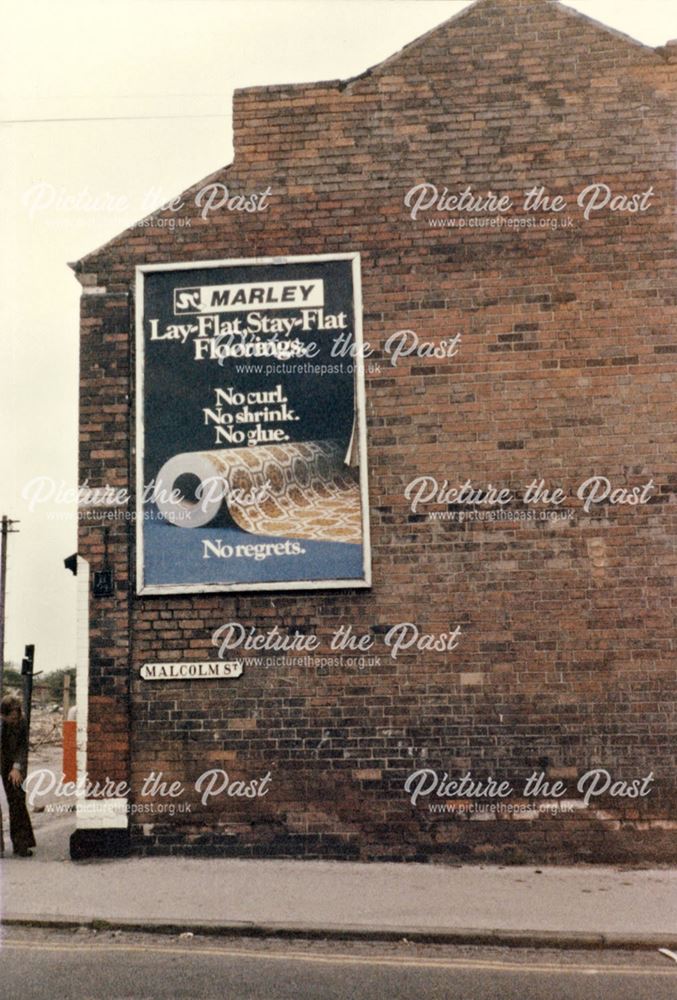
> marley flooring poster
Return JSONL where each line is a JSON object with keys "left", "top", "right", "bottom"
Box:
{"left": 135, "top": 254, "right": 370, "bottom": 593}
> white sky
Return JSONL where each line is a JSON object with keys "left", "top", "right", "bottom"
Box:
{"left": 2, "top": 0, "right": 676, "bottom": 673}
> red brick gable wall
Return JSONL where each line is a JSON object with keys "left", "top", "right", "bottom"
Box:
{"left": 76, "top": 0, "right": 676, "bottom": 861}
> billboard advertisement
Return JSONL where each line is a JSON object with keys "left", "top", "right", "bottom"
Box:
{"left": 135, "top": 254, "right": 370, "bottom": 594}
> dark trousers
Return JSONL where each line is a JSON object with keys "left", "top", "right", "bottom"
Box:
{"left": 2, "top": 773, "right": 36, "bottom": 854}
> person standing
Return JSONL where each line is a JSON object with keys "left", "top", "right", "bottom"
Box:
{"left": 1, "top": 695, "right": 36, "bottom": 857}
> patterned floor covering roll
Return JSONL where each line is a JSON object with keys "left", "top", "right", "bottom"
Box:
{"left": 154, "top": 440, "right": 362, "bottom": 543}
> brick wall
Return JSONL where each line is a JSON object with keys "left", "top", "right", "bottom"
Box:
{"left": 75, "top": 0, "right": 677, "bottom": 862}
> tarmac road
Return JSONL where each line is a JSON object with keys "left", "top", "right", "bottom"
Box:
{"left": 0, "top": 928, "right": 675, "bottom": 1000}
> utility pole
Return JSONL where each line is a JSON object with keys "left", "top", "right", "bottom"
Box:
{"left": 0, "top": 515, "right": 20, "bottom": 707}
{"left": 0, "top": 516, "right": 19, "bottom": 855}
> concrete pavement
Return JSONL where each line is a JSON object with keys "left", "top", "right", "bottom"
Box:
{"left": 1, "top": 848, "right": 676, "bottom": 949}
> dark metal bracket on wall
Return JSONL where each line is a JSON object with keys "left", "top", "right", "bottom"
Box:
{"left": 92, "top": 527, "right": 115, "bottom": 598}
